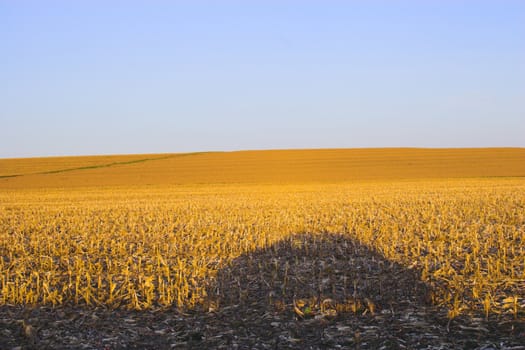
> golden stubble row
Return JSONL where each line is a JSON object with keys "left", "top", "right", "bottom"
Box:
{"left": 0, "top": 179, "right": 524, "bottom": 319}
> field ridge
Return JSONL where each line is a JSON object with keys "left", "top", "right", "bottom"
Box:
{"left": 1, "top": 148, "right": 524, "bottom": 188}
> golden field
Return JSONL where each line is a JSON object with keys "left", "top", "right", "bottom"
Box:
{"left": 1, "top": 148, "right": 524, "bottom": 188}
{"left": 0, "top": 148, "right": 524, "bottom": 320}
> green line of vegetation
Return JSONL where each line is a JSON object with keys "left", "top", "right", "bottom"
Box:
{"left": 0, "top": 175, "right": 20, "bottom": 179}
{"left": 0, "top": 152, "right": 211, "bottom": 179}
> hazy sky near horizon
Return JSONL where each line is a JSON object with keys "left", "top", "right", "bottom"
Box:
{"left": 1, "top": 1, "right": 524, "bottom": 158}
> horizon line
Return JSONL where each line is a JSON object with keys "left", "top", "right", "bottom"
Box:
{"left": 1, "top": 146, "right": 524, "bottom": 161}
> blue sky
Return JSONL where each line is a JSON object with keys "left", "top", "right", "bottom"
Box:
{"left": 1, "top": 1, "right": 524, "bottom": 158}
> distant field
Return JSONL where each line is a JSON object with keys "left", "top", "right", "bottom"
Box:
{"left": 0, "top": 148, "right": 524, "bottom": 188}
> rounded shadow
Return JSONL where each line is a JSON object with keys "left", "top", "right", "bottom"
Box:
{"left": 206, "top": 232, "right": 430, "bottom": 314}
{"left": 193, "top": 232, "right": 446, "bottom": 349}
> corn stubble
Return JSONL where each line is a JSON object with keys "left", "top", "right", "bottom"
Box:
{"left": 1, "top": 178, "right": 524, "bottom": 321}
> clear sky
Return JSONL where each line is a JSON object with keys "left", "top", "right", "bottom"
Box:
{"left": 1, "top": 1, "right": 524, "bottom": 158}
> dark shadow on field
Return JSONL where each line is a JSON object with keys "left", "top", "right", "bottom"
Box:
{"left": 1, "top": 233, "right": 524, "bottom": 350}
{"left": 195, "top": 232, "right": 437, "bottom": 349}
{"left": 206, "top": 232, "right": 430, "bottom": 316}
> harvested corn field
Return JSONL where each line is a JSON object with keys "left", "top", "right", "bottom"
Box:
{"left": 0, "top": 148, "right": 524, "bottom": 349}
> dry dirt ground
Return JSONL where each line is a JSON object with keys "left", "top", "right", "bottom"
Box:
{"left": 1, "top": 234, "right": 524, "bottom": 349}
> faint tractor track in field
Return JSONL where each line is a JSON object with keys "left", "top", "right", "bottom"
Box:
{"left": 0, "top": 152, "right": 209, "bottom": 179}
